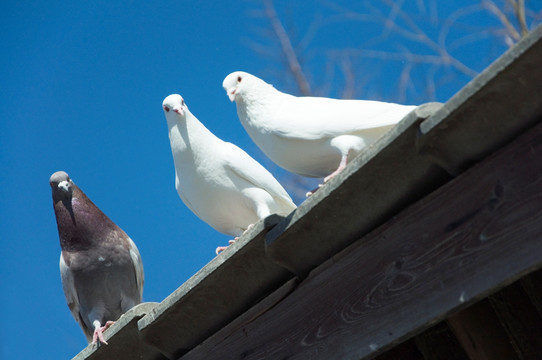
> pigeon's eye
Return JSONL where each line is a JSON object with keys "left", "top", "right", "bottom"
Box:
{"left": 181, "top": 99, "right": 185, "bottom": 106}
{"left": 163, "top": 105, "right": 170, "bottom": 112}
{"left": 237, "top": 76, "right": 242, "bottom": 83}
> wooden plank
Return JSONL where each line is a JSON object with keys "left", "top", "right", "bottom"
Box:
{"left": 181, "top": 120, "right": 542, "bottom": 360}
{"left": 372, "top": 340, "right": 423, "bottom": 360}
{"left": 417, "top": 24, "right": 542, "bottom": 175}
{"left": 489, "top": 281, "right": 542, "bottom": 357}
{"left": 520, "top": 268, "right": 542, "bottom": 318}
{"left": 138, "top": 215, "right": 293, "bottom": 359}
{"left": 414, "top": 322, "right": 468, "bottom": 360}
{"left": 72, "top": 302, "right": 165, "bottom": 360}
{"left": 447, "top": 300, "right": 518, "bottom": 360}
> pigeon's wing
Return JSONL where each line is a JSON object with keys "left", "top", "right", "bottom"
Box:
{"left": 60, "top": 253, "right": 92, "bottom": 342}
{"left": 222, "top": 142, "right": 296, "bottom": 209}
{"left": 271, "top": 95, "right": 415, "bottom": 140}
{"left": 127, "top": 237, "right": 144, "bottom": 302}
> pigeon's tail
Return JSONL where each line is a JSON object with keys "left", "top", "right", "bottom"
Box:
{"left": 275, "top": 196, "right": 297, "bottom": 216}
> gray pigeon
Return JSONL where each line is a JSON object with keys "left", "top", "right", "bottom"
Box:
{"left": 50, "top": 171, "right": 144, "bottom": 345}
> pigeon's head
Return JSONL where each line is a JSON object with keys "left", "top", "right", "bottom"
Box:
{"left": 163, "top": 94, "right": 187, "bottom": 117}
{"left": 222, "top": 71, "right": 256, "bottom": 102}
{"left": 50, "top": 171, "right": 73, "bottom": 197}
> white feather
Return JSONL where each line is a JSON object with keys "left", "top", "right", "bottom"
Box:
{"left": 60, "top": 254, "right": 92, "bottom": 343}
{"left": 127, "top": 237, "right": 144, "bottom": 306}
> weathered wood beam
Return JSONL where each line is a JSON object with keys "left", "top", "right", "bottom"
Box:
{"left": 417, "top": 25, "right": 542, "bottom": 175}
{"left": 372, "top": 339, "right": 422, "bottom": 360}
{"left": 181, "top": 119, "right": 542, "bottom": 360}
{"left": 520, "top": 269, "right": 542, "bottom": 319}
{"left": 138, "top": 215, "right": 293, "bottom": 359}
{"left": 73, "top": 303, "right": 165, "bottom": 360}
{"left": 447, "top": 300, "right": 518, "bottom": 360}
{"left": 414, "top": 322, "right": 468, "bottom": 360}
{"left": 489, "top": 281, "right": 542, "bottom": 357}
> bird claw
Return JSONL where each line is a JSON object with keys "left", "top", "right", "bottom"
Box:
{"left": 91, "top": 321, "right": 115, "bottom": 347}
{"left": 215, "top": 246, "right": 227, "bottom": 255}
{"left": 306, "top": 183, "right": 324, "bottom": 197}
{"left": 215, "top": 223, "right": 256, "bottom": 254}
{"left": 215, "top": 239, "right": 237, "bottom": 255}
{"left": 323, "top": 174, "right": 335, "bottom": 183}
{"left": 215, "top": 222, "right": 258, "bottom": 254}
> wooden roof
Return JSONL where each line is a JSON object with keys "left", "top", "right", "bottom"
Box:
{"left": 73, "top": 24, "right": 542, "bottom": 360}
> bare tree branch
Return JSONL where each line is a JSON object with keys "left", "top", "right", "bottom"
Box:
{"left": 381, "top": 0, "right": 478, "bottom": 77}
{"left": 397, "top": 62, "right": 414, "bottom": 103}
{"left": 510, "top": 0, "right": 529, "bottom": 36}
{"left": 484, "top": 0, "right": 522, "bottom": 41}
{"left": 339, "top": 57, "right": 356, "bottom": 99}
{"left": 263, "top": 0, "right": 313, "bottom": 95}
{"left": 252, "top": 0, "right": 540, "bottom": 101}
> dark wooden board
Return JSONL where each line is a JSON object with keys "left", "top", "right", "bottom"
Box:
{"left": 74, "top": 303, "right": 165, "bottom": 360}
{"left": 489, "top": 281, "right": 542, "bottom": 357}
{"left": 521, "top": 269, "right": 542, "bottom": 318}
{"left": 418, "top": 24, "right": 542, "bottom": 175}
{"left": 372, "top": 339, "right": 423, "bottom": 360}
{"left": 447, "top": 299, "right": 518, "bottom": 360}
{"left": 138, "top": 215, "right": 293, "bottom": 359}
{"left": 181, "top": 121, "right": 542, "bottom": 360}
{"left": 414, "top": 322, "right": 468, "bottom": 360}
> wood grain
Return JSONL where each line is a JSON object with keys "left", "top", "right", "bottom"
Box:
{"left": 181, "top": 122, "right": 542, "bottom": 360}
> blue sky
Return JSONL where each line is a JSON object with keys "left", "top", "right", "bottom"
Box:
{"left": 1, "top": 1, "right": 538, "bottom": 359}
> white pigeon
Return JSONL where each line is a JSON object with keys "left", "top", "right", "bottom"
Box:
{"left": 223, "top": 71, "right": 417, "bottom": 183}
{"left": 162, "top": 94, "right": 296, "bottom": 253}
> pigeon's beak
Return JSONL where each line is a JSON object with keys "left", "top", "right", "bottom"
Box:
{"left": 58, "top": 180, "right": 72, "bottom": 193}
{"left": 227, "top": 88, "right": 237, "bottom": 102}
{"left": 173, "top": 106, "right": 185, "bottom": 116}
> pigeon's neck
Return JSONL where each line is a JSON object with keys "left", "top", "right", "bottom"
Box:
{"left": 167, "top": 111, "right": 222, "bottom": 163}
{"left": 243, "top": 82, "right": 276, "bottom": 107}
{"left": 236, "top": 84, "right": 288, "bottom": 138}
{"left": 237, "top": 83, "right": 279, "bottom": 117}
{"left": 54, "top": 188, "right": 117, "bottom": 252}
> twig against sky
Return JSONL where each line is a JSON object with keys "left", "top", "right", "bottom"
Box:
{"left": 252, "top": 0, "right": 540, "bottom": 103}
{"left": 247, "top": 0, "right": 540, "bottom": 199}
{"left": 263, "top": 0, "right": 313, "bottom": 96}
{"left": 484, "top": 0, "right": 522, "bottom": 42}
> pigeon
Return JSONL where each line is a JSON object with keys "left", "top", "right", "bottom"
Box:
{"left": 223, "top": 71, "right": 417, "bottom": 184}
{"left": 162, "top": 94, "right": 296, "bottom": 253}
{"left": 50, "top": 171, "right": 144, "bottom": 346}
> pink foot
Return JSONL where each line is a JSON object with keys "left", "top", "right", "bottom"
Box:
{"left": 215, "top": 239, "right": 236, "bottom": 255}
{"left": 306, "top": 184, "right": 324, "bottom": 197}
{"left": 324, "top": 162, "right": 347, "bottom": 183}
{"left": 215, "top": 223, "right": 256, "bottom": 254}
{"left": 307, "top": 155, "right": 348, "bottom": 197}
{"left": 91, "top": 321, "right": 115, "bottom": 346}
